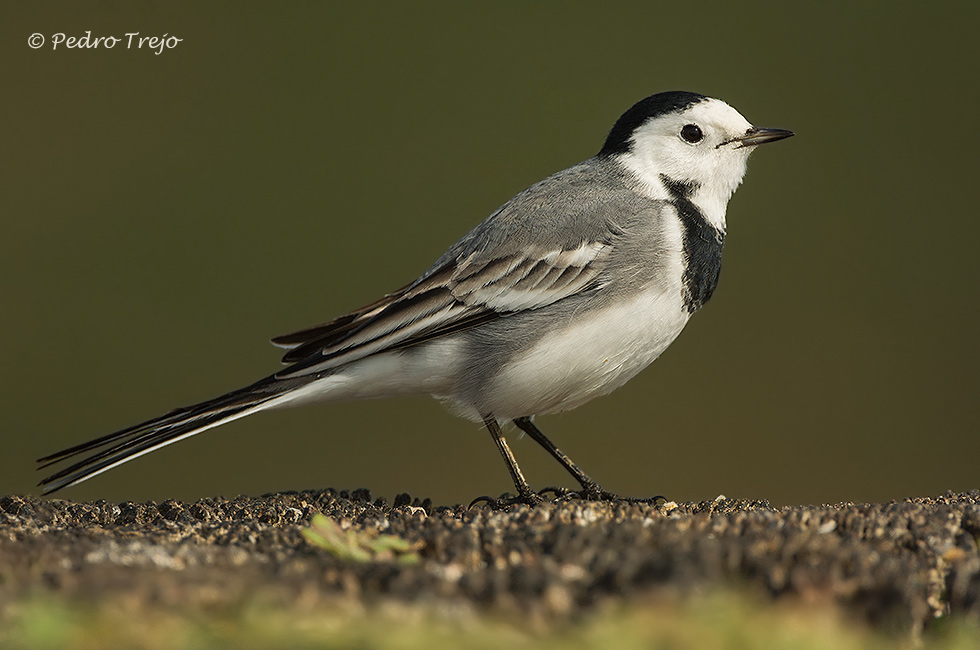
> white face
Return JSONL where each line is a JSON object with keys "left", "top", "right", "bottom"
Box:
{"left": 618, "top": 98, "right": 759, "bottom": 225}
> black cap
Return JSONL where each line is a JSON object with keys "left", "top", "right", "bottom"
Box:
{"left": 599, "top": 91, "right": 707, "bottom": 157}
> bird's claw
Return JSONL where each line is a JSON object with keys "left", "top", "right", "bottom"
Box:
{"left": 469, "top": 486, "right": 666, "bottom": 509}
{"left": 468, "top": 490, "right": 549, "bottom": 509}
{"left": 562, "top": 480, "right": 667, "bottom": 504}
{"left": 575, "top": 486, "right": 666, "bottom": 504}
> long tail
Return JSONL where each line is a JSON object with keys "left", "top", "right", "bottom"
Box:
{"left": 36, "top": 373, "right": 313, "bottom": 494}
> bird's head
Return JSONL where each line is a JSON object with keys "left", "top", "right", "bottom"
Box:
{"left": 601, "top": 91, "right": 793, "bottom": 228}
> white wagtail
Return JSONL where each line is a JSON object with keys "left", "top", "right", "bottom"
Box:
{"left": 38, "top": 91, "right": 793, "bottom": 503}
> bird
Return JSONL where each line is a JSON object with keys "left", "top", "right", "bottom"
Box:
{"left": 37, "top": 91, "right": 793, "bottom": 504}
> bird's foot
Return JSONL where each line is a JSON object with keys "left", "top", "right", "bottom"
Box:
{"left": 543, "top": 482, "right": 666, "bottom": 504}
{"left": 468, "top": 490, "right": 549, "bottom": 509}
{"left": 469, "top": 485, "right": 666, "bottom": 509}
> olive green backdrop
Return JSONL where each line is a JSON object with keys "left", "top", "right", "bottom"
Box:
{"left": 3, "top": 3, "right": 977, "bottom": 506}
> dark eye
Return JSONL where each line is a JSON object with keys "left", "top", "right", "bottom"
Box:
{"left": 680, "top": 124, "right": 703, "bottom": 144}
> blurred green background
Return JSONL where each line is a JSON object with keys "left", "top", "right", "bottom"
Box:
{"left": 2, "top": 3, "right": 977, "bottom": 507}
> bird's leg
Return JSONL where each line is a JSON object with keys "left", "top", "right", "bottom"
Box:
{"left": 469, "top": 417, "right": 546, "bottom": 507}
{"left": 513, "top": 417, "right": 663, "bottom": 503}
{"left": 512, "top": 416, "right": 604, "bottom": 499}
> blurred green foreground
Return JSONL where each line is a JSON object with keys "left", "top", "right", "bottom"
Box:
{"left": 5, "top": 590, "right": 979, "bottom": 650}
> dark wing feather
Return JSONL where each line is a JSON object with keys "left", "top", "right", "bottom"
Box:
{"left": 271, "top": 281, "right": 412, "bottom": 355}
{"left": 272, "top": 240, "right": 612, "bottom": 378}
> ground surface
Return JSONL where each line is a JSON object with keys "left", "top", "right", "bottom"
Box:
{"left": 1, "top": 489, "right": 979, "bottom": 643}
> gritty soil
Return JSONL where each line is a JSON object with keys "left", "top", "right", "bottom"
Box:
{"left": 1, "top": 490, "right": 979, "bottom": 633}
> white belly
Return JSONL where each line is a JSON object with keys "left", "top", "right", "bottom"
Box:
{"left": 475, "top": 286, "right": 690, "bottom": 420}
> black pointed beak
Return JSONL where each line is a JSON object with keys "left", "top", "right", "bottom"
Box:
{"left": 734, "top": 127, "right": 795, "bottom": 147}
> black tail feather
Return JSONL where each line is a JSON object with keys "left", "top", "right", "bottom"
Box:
{"left": 36, "top": 403, "right": 203, "bottom": 469}
{"left": 37, "top": 375, "right": 299, "bottom": 494}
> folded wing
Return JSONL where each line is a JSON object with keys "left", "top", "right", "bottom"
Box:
{"left": 272, "top": 240, "right": 612, "bottom": 376}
